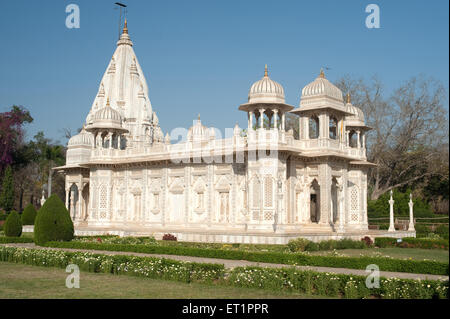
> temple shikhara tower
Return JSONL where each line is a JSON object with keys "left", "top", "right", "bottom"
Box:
{"left": 56, "top": 21, "right": 412, "bottom": 243}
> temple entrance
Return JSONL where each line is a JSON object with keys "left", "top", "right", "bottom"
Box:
{"left": 310, "top": 194, "right": 318, "bottom": 222}
{"left": 331, "top": 178, "right": 338, "bottom": 223}
{"left": 310, "top": 179, "right": 320, "bottom": 223}
{"left": 82, "top": 183, "right": 89, "bottom": 221}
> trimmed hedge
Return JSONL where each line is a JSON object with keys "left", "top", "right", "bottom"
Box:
{"left": 34, "top": 194, "right": 74, "bottom": 245}
{"left": 21, "top": 204, "right": 37, "bottom": 225}
{"left": 43, "top": 241, "right": 449, "bottom": 276}
{"left": 3, "top": 211, "right": 22, "bottom": 237}
{"left": 0, "top": 246, "right": 447, "bottom": 299}
{"left": 375, "top": 237, "right": 449, "bottom": 250}
{"left": 287, "top": 238, "right": 368, "bottom": 252}
{"left": 0, "top": 236, "right": 34, "bottom": 244}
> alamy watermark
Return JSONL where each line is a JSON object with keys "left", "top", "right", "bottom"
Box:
{"left": 66, "top": 264, "right": 80, "bottom": 288}
{"left": 365, "top": 4, "right": 380, "bottom": 29}
{"left": 65, "top": 4, "right": 80, "bottom": 29}
{"left": 365, "top": 264, "right": 380, "bottom": 288}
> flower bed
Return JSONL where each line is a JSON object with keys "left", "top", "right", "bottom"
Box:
{"left": 375, "top": 237, "right": 449, "bottom": 250}
{"left": 43, "top": 241, "right": 449, "bottom": 275}
{"left": 227, "top": 266, "right": 448, "bottom": 299}
{"left": 0, "top": 246, "right": 447, "bottom": 299}
{"left": 0, "top": 246, "right": 224, "bottom": 284}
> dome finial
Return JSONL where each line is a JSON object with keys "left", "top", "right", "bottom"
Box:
{"left": 346, "top": 92, "right": 351, "bottom": 104}
{"left": 264, "top": 64, "right": 268, "bottom": 77}
{"left": 197, "top": 113, "right": 201, "bottom": 121}
{"left": 106, "top": 97, "right": 110, "bottom": 107}
{"left": 123, "top": 18, "right": 128, "bottom": 34}
{"left": 319, "top": 68, "right": 325, "bottom": 78}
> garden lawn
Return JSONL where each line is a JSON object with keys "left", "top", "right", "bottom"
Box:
{"left": 0, "top": 262, "right": 328, "bottom": 299}
{"left": 309, "top": 247, "right": 449, "bottom": 263}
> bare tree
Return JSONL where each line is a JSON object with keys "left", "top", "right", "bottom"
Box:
{"left": 336, "top": 75, "right": 448, "bottom": 200}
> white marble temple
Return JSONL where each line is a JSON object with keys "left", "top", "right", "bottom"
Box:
{"left": 55, "top": 21, "right": 412, "bottom": 243}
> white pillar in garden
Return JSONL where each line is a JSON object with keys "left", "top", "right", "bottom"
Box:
{"left": 408, "top": 193, "right": 415, "bottom": 231}
{"left": 388, "top": 190, "right": 395, "bottom": 232}
{"left": 40, "top": 189, "right": 46, "bottom": 206}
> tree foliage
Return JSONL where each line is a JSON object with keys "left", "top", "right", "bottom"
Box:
{"left": 34, "top": 194, "right": 74, "bottom": 245}
{"left": 0, "top": 166, "right": 14, "bottom": 211}
{"left": 335, "top": 75, "right": 449, "bottom": 200}
{"left": 0, "top": 106, "right": 33, "bottom": 171}
{"left": 21, "top": 203, "right": 37, "bottom": 225}
{"left": 3, "top": 210, "right": 22, "bottom": 237}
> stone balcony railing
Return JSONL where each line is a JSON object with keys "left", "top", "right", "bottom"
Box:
{"left": 88, "top": 129, "right": 366, "bottom": 163}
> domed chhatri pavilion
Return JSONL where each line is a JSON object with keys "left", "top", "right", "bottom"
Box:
{"left": 56, "top": 22, "right": 412, "bottom": 243}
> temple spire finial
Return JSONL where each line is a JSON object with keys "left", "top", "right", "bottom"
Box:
{"left": 346, "top": 92, "right": 351, "bottom": 104}
{"left": 106, "top": 97, "right": 110, "bottom": 106}
{"left": 198, "top": 113, "right": 201, "bottom": 121}
{"left": 122, "top": 18, "right": 128, "bottom": 34}
{"left": 319, "top": 68, "right": 325, "bottom": 78}
{"left": 264, "top": 64, "right": 268, "bottom": 77}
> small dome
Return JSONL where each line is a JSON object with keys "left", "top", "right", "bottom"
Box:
{"left": 94, "top": 103, "right": 122, "bottom": 123}
{"left": 68, "top": 127, "right": 93, "bottom": 147}
{"left": 188, "top": 115, "right": 210, "bottom": 141}
{"left": 345, "top": 94, "right": 365, "bottom": 124}
{"left": 301, "top": 69, "right": 343, "bottom": 102}
{"left": 248, "top": 65, "right": 285, "bottom": 104}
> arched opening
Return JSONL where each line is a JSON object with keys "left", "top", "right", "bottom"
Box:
{"left": 331, "top": 178, "right": 338, "bottom": 223}
{"left": 69, "top": 183, "right": 79, "bottom": 221}
{"left": 349, "top": 130, "right": 358, "bottom": 148}
{"left": 82, "top": 183, "right": 89, "bottom": 221}
{"left": 310, "top": 179, "right": 320, "bottom": 223}
{"left": 309, "top": 116, "right": 319, "bottom": 139}
{"left": 120, "top": 136, "right": 127, "bottom": 150}
{"left": 329, "top": 116, "right": 338, "bottom": 139}
{"left": 101, "top": 132, "right": 109, "bottom": 148}
{"left": 111, "top": 133, "right": 118, "bottom": 149}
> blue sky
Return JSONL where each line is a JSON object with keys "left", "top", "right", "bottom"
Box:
{"left": 0, "top": 0, "right": 448, "bottom": 144}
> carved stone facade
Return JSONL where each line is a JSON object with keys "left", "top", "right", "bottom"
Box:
{"left": 56, "top": 22, "right": 410, "bottom": 243}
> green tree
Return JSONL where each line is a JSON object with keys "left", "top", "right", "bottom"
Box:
{"left": 0, "top": 166, "right": 14, "bottom": 211}
{"left": 34, "top": 194, "right": 74, "bottom": 245}
{"left": 21, "top": 203, "right": 37, "bottom": 225}
{"left": 3, "top": 210, "right": 22, "bottom": 237}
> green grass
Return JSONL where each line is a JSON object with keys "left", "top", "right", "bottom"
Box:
{"left": 309, "top": 247, "right": 449, "bottom": 263}
{"left": 0, "top": 262, "right": 329, "bottom": 299}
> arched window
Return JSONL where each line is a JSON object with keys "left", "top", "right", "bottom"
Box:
{"left": 349, "top": 130, "right": 358, "bottom": 148}
{"left": 329, "top": 116, "right": 338, "bottom": 139}
{"left": 111, "top": 134, "right": 118, "bottom": 149}
{"left": 309, "top": 116, "right": 319, "bottom": 139}
{"left": 120, "top": 136, "right": 127, "bottom": 150}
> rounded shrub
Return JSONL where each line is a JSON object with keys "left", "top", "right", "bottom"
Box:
{"left": 21, "top": 203, "right": 37, "bottom": 225}
{"left": 3, "top": 211, "right": 22, "bottom": 237}
{"left": 34, "top": 194, "right": 74, "bottom": 246}
{"left": 287, "top": 238, "right": 311, "bottom": 252}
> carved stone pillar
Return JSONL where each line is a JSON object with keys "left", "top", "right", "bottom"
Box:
{"left": 356, "top": 130, "right": 361, "bottom": 148}
{"left": 408, "top": 193, "right": 415, "bottom": 231}
{"left": 65, "top": 187, "right": 69, "bottom": 210}
{"left": 388, "top": 190, "right": 395, "bottom": 232}
{"left": 77, "top": 185, "right": 83, "bottom": 221}
{"left": 319, "top": 164, "right": 331, "bottom": 225}
{"left": 259, "top": 109, "right": 265, "bottom": 129}
{"left": 273, "top": 109, "right": 278, "bottom": 129}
